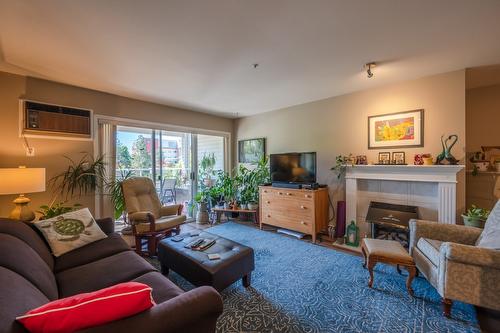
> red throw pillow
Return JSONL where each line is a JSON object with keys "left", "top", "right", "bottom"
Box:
{"left": 16, "top": 282, "right": 155, "bottom": 333}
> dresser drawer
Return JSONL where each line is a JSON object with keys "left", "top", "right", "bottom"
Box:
{"left": 261, "top": 211, "right": 313, "bottom": 234}
{"left": 261, "top": 188, "right": 314, "bottom": 201}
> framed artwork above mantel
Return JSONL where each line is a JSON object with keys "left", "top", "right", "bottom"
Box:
{"left": 368, "top": 109, "right": 424, "bottom": 149}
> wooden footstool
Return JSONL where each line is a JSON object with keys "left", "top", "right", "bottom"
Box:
{"left": 361, "top": 238, "right": 417, "bottom": 296}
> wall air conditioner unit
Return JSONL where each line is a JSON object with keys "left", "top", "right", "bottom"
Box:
{"left": 20, "top": 100, "right": 93, "bottom": 140}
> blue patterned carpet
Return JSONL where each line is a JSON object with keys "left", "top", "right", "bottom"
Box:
{"left": 164, "top": 222, "right": 479, "bottom": 333}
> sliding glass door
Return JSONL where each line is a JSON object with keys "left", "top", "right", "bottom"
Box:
{"left": 155, "top": 130, "right": 193, "bottom": 209}
{"left": 115, "top": 125, "right": 227, "bottom": 218}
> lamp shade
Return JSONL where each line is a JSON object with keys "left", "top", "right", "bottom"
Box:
{"left": 0, "top": 168, "right": 46, "bottom": 195}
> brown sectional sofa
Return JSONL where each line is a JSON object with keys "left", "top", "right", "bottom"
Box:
{"left": 0, "top": 217, "right": 223, "bottom": 333}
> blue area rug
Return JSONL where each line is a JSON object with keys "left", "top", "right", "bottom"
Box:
{"left": 166, "top": 222, "right": 479, "bottom": 333}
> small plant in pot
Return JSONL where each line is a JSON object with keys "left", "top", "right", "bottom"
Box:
{"left": 462, "top": 205, "right": 490, "bottom": 228}
{"left": 199, "top": 153, "right": 216, "bottom": 187}
{"left": 194, "top": 191, "right": 210, "bottom": 224}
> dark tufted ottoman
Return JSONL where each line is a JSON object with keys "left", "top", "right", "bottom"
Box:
{"left": 158, "top": 231, "right": 254, "bottom": 291}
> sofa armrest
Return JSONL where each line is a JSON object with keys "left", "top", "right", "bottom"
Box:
{"left": 409, "top": 219, "right": 482, "bottom": 255}
{"left": 80, "top": 286, "right": 223, "bottom": 333}
{"left": 160, "top": 204, "right": 183, "bottom": 217}
{"left": 441, "top": 242, "right": 500, "bottom": 269}
{"left": 96, "top": 217, "right": 115, "bottom": 234}
{"left": 128, "top": 211, "right": 155, "bottom": 225}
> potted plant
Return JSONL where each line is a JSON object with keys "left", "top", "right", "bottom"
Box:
{"left": 462, "top": 205, "right": 490, "bottom": 228}
{"left": 199, "top": 153, "right": 216, "bottom": 187}
{"left": 50, "top": 153, "right": 106, "bottom": 198}
{"left": 215, "top": 170, "right": 236, "bottom": 208}
{"left": 469, "top": 151, "right": 490, "bottom": 175}
{"left": 330, "top": 154, "right": 353, "bottom": 179}
{"left": 194, "top": 190, "right": 210, "bottom": 224}
{"left": 38, "top": 201, "right": 82, "bottom": 220}
{"left": 247, "top": 156, "right": 270, "bottom": 210}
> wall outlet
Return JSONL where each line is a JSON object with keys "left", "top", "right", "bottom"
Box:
{"left": 26, "top": 147, "right": 35, "bottom": 157}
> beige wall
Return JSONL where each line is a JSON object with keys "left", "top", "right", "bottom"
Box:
{"left": 0, "top": 71, "right": 233, "bottom": 218}
{"left": 235, "top": 70, "right": 466, "bottom": 220}
{"left": 466, "top": 84, "right": 500, "bottom": 152}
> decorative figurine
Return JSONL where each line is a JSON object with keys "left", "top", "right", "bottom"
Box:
{"left": 435, "top": 134, "right": 458, "bottom": 165}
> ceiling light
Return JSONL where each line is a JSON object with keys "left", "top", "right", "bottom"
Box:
{"left": 364, "top": 62, "right": 376, "bottom": 78}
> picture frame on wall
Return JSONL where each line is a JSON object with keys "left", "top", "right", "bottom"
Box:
{"left": 238, "top": 138, "right": 266, "bottom": 164}
{"left": 368, "top": 109, "right": 424, "bottom": 149}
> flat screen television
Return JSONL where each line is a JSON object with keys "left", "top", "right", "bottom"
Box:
{"left": 270, "top": 152, "right": 317, "bottom": 184}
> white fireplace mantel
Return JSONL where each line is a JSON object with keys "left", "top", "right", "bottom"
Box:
{"left": 345, "top": 165, "right": 464, "bottom": 224}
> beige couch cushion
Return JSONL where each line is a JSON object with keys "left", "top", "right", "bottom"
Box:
{"left": 135, "top": 215, "right": 186, "bottom": 234}
{"left": 416, "top": 238, "right": 443, "bottom": 267}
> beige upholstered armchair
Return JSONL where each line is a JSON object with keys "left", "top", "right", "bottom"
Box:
{"left": 122, "top": 177, "right": 186, "bottom": 256}
{"left": 409, "top": 217, "right": 500, "bottom": 317}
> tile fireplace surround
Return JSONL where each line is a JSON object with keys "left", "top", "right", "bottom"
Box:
{"left": 345, "top": 165, "right": 464, "bottom": 236}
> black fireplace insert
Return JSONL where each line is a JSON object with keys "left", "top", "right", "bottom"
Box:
{"left": 365, "top": 201, "right": 419, "bottom": 248}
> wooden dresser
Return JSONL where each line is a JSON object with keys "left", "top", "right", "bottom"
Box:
{"left": 259, "top": 186, "right": 329, "bottom": 242}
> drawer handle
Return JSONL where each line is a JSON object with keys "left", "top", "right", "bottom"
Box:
{"left": 267, "top": 214, "right": 271, "bottom": 218}
{"left": 264, "top": 190, "right": 268, "bottom": 193}
{"left": 286, "top": 192, "right": 292, "bottom": 196}
{"left": 305, "top": 195, "right": 311, "bottom": 198}
{"left": 266, "top": 201, "right": 270, "bottom": 204}
{"left": 301, "top": 221, "right": 307, "bottom": 225}
{"left": 300, "top": 205, "right": 306, "bottom": 209}
{"left": 278, "top": 192, "right": 283, "bottom": 195}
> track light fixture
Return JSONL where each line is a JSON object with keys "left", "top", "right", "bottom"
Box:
{"left": 364, "top": 62, "right": 376, "bottom": 78}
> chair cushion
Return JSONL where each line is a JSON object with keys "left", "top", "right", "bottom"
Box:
{"left": 132, "top": 272, "right": 184, "bottom": 303}
{"left": 362, "top": 238, "right": 413, "bottom": 264}
{"left": 54, "top": 233, "right": 131, "bottom": 273}
{"left": 477, "top": 199, "right": 500, "bottom": 249}
{"left": 416, "top": 238, "right": 443, "bottom": 267}
{"left": 122, "top": 177, "right": 162, "bottom": 218}
{"left": 34, "top": 208, "right": 107, "bottom": 257}
{"left": 56, "top": 251, "right": 156, "bottom": 298}
{"left": 135, "top": 215, "right": 186, "bottom": 234}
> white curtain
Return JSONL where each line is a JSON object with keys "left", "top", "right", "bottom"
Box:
{"left": 96, "top": 121, "right": 116, "bottom": 219}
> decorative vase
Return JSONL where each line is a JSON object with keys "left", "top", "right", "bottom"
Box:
{"left": 196, "top": 202, "right": 209, "bottom": 224}
{"left": 423, "top": 157, "right": 433, "bottom": 165}
{"left": 240, "top": 203, "right": 248, "bottom": 210}
{"left": 223, "top": 202, "right": 230, "bottom": 209}
{"left": 473, "top": 161, "right": 490, "bottom": 172}
{"left": 462, "top": 215, "right": 486, "bottom": 228}
{"left": 345, "top": 220, "right": 359, "bottom": 247}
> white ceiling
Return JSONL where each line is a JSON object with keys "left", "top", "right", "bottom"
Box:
{"left": 1, "top": 0, "right": 500, "bottom": 118}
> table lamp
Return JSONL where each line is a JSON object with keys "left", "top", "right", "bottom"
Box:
{"left": 0, "top": 167, "right": 46, "bottom": 222}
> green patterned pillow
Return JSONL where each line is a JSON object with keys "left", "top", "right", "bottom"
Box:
{"left": 34, "top": 208, "right": 107, "bottom": 257}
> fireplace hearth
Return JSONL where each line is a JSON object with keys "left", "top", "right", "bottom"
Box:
{"left": 365, "top": 201, "right": 419, "bottom": 248}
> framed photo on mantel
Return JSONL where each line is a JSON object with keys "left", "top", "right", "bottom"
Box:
{"left": 368, "top": 109, "right": 424, "bottom": 149}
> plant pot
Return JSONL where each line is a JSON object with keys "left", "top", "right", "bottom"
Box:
{"left": 462, "top": 215, "right": 486, "bottom": 228}
{"left": 240, "top": 203, "right": 248, "bottom": 210}
{"left": 223, "top": 202, "right": 230, "bottom": 209}
{"left": 203, "top": 178, "right": 213, "bottom": 187}
{"left": 473, "top": 161, "right": 490, "bottom": 172}
{"left": 247, "top": 202, "right": 259, "bottom": 210}
{"left": 196, "top": 202, "right": 209, "bottom": 224}
{"left": 423, "top": 157, "right": 433, "bottom": 165}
